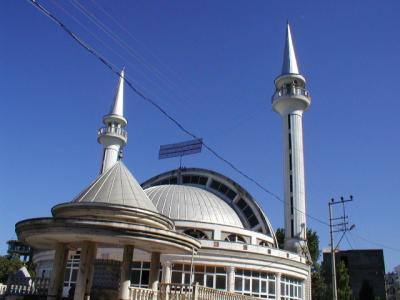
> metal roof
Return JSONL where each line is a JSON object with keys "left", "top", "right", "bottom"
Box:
{"left": 145, "top": 185, "right": 244, "bottom": 228}
{"left": 72, "top": 161, "right": 158, "bottom": 212}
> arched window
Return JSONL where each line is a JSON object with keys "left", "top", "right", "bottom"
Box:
{"left": 259, "top": 240, "right": 270, "bottom": 247}
{"left": 183, "top": 229, "right": 208, "bottom": 239}
{"left": 225, "top": 234, "right": 246, "bottom": 243}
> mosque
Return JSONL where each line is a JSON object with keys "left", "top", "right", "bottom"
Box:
{"left": 14, "top": 24, "right": 312, "bottom": 300}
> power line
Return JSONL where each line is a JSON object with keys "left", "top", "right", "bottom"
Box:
{"left": 350, "top": 232, "right": 400, "bottom": 253}
{"left": 28, "top": 0, "right": 329, "bottom": 227}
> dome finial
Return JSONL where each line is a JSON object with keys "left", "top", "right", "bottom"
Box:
{"left": 281, "top": 23, "right": 300, "bottom": 75}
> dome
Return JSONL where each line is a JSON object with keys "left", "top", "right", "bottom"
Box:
{"left": 72, "top": 161, "right": 157, "bottom": 212}
{"left": 145, "top": 185, "right": 244, "bottom": 228}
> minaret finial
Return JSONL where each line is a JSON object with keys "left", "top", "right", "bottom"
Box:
{"left": 281, "top": 23, "right": 300, "bottom": 75}
{"left": 98, "top": 68, "right": 128, "bottom": 174}
{"left": 110, "top": 68, "right": 125, "bottom": 116}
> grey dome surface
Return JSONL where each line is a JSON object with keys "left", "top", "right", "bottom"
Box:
{"left": 145, "top": 185, "right": 244, "bottom": 228}
{"left": 72, "top": 161, "right": 157, "bottom": 212}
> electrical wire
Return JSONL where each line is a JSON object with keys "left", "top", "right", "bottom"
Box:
{"left": 350, "top": 232, "right": 400, "bottom": 253}
{"left": 27, "top": 0, "right": 400, "bottom": 257}
{"left": 28, "top": 0, "right": 329, "bottom": 227}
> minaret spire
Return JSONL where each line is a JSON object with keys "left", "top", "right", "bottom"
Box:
{"left": 282, "top": 23, "right": 300, "bottom": 75}
{"left": 272, "top": 24, "right": 311, "bottom": 255}
{"left": 110, "top": 68, "right": 124, "bottom": 116}
{"left": 98, "top": 69, "right": 128, "bottom": 174}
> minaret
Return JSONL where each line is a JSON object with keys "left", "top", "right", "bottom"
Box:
{"left": 272, "top": 24, "right": 311, "bottom": 254}
{"left": 98, "top": 69, "right": 128, "bottom": 173}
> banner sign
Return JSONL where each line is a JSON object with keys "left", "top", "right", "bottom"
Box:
{"left": 159, "top": 138, "right": 203, "bottom": 159}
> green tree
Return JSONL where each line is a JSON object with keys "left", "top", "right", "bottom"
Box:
{"left": 275, "top": 228, "right": 320, "bottom": 263}
{"left": 0, "top": 255, "right": 23, "bottom": 283}
{"left": 337, "top": 260, "right": 352, "bottom": 300}
{"left": 275, "top": 228, "right": 285, "bottom": 249}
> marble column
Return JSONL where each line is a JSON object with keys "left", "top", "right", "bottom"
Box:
{"left": 47, "top": 243, "right": 69, "bottom": 300}
{"left": 74, "top": 242, "right": 97, "bottom": 300}
{"left": 149, "top": 252, "right": 161, "bottom": 287}
{"left": 162, "top": 261, "right": 172, "bottom": 284}
{"left": 275, "top": 273, "right": 281, "bottom": 300}
{"left": 227, "top": 266, "right": 235, "bottom": 292}
{"left": 118, "top": 245, "right": 134, "bottom": 300}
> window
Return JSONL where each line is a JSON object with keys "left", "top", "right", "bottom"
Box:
{"left": 183, "top": 229, "right": 208, "bottom": 239}
{"left": 182, "top": 175, "right": 208, "bottom": 186}
{"left": 225, "top": 234, "right": 246, "bottom": 243}
{"left": 234, "top": 269, "right": 275, "bottom": 299}
{"left": 281, "top": 276, "right": 303, "bottom": 300}
{"left": 259, "top": 241, "right": 271, "bottom": 247}
{"left": 209, "top": 179, "right": 237, "bottom": 200}
{"left": 171, "top": 264, "right": 227, "bottom": 290}
{"left": 64, "top": 252, "right": 80, "bottom": 288}
{"left": 153, "top": 177, "right": 177, "bottom": 186}
{"left": 235, "top": 199, "right": 260, "bottom": 228}
{"left": 131, "top": 261, "right": 161, "bottom": 288}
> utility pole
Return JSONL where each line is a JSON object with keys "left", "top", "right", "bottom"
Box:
{"left": 328, "top": 195, "right": 354, "bottom": 300}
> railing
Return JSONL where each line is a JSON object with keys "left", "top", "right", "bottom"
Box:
{"left": 155, "top": 283, "right": 258, "bottom": 300}
{"left": 159, "top": 283, "right": 194, "bottom": 300}
{"left": 272, "top": 86, "right": 310, "bottom": 102}
{"left": 0, "top": 284, "right": 7, "bottom": 296}
{"left": 4, "top": 278, "right": 49, "bottom": 296}
{"left": 98, "top": 126, "right": 128, "bottom": 139}
{"left": 130, "top": 286, "right": 157, "bottom": 300}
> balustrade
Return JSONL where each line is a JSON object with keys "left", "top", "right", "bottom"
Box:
{"left": 4, "top": 278, "right": 49, "bottom": 296}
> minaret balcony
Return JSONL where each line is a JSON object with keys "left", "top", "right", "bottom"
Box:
{"left": 272, "top": 86, "right": 311, "bottom": 103}
{"left": 98, "top": 126, "right": 128, "bottom": 144}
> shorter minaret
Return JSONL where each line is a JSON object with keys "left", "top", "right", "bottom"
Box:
{"left": 272, "top": 24, "right": 311, "bottom": 254}
{"left": 98, "top": 69, "right": 128, "bottom": 173}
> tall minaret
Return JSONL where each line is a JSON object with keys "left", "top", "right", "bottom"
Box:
{"left": 272, "top": 24, "right": 311, "bottom": 254}
{"left": 98, "top": 69, "right": 128, "bottom": 173}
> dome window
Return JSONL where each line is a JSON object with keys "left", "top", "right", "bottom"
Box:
{"left": 183, "top": 229, "right": 208, "bottom": 239}
{"left": 225, "top": 234, "right": 246, "bottom": 243}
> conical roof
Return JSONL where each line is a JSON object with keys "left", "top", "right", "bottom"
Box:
{"left": 72, "top": 161, "right": 157, "bottom": 212}
{"left": 109, "top": 69, "right": 124, "bottom": 116}
{"left": 281, "top": 23, "right": 300, "bottom": 75}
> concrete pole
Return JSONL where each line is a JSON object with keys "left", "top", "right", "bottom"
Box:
{"left": 329, "top": 203, "right": 338, "bottom": 300}
{"left": 275, "top": 273, "right": 281, "bottom": 299}
{"left": 149, "top": 252, "right": 161, "bottom": 287}
{"left": 74, "top": 242, "right": 97, "bottom": 300}
{"left": 118, "top": 245, "right": 134, "bottom": 300}
{"left": 227, "top": 266, "right": 235, "bottom": 292}
{"left": 47, "top": 243, "right": 68, "bottom": 300}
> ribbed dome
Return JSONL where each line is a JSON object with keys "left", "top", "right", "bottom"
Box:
{"left": 145, "top": 185, "right": 244, "bottom": 228}
{"left": 72, "top": 161, "right": 157, "bottom": 212}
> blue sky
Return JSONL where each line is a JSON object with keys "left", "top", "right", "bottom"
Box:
{"left": 1, "top": 0, "right": 399, "bottom": 271}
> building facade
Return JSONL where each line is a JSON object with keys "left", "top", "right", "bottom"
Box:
{"left": 15, "top": 24, "right": 313, "bottom": 300}
{"left": 322, "top": 249, "right": 386, "bottom": 300}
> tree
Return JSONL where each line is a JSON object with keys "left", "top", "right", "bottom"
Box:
{"left": 275, "top": 228, "right": 285, "bottom": 249}
{"left": 275, "top": 228, "right": 320, "bottom": 263}
{"left": 0, "top": 255, "right": 23, "bottom": 283}
{"left": 337, "top": 260, "right": 352, "bottom": 300}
